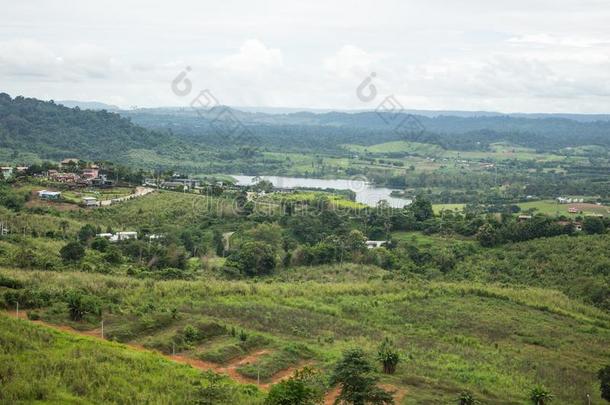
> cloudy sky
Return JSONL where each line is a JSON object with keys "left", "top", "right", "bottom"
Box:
{"left": 1, "top": 0, "right": 610, "bottom": 112}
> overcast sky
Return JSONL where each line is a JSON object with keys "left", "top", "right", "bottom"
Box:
{"left": 1, "top": 0, "right": 610, "bottom": 113}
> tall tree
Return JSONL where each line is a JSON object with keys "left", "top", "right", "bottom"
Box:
{"left": 330, "top": 348, "right": 394, "bottom": 405}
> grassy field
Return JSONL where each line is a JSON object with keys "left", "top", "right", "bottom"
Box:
{"left": 518, "top": 200, "right": 610, "bottom": 217}
{"left": 1, "top": 266, "right": 608, "bottom": 404}
{"left": 432, "top": 203, "right": 466, "bottom": 214}
{"left": 0, "top": 314, "right": 262, "bottom": 404}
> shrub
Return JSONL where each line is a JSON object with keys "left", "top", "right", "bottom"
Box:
{"left": 60, "top": 242, "right": 85, "bottom": 263}
{"left": 529, "top": 385, "right": 553, "bottom": 405}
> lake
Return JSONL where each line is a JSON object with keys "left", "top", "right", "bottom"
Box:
{"left": 231, "top": 175, "right": 412, "bottom": 208}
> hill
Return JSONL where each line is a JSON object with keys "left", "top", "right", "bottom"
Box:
{"left": 1, "top": 267, "right": 608, "bottom": 404}
{"left": 0, "top": 314, "right": 262, "bottom": 404}
{"left": 123, "top": 106, "right": 610, "bottom": 152}
{"left": 0, "top": 93, "right": 168, "bottom": 162}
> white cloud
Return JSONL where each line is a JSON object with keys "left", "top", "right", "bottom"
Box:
{"left": 323, "top": 45, "right": 379, "bottom": 79}
{"left": 216, "top": 39, "right": 283, "bottom": 73}
{"left": 2, "top": 0, "right": 610, "bottom": 112}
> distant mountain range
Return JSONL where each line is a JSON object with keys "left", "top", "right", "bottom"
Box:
{"left": 1, "top": 93, "right": 609, "bottom": 168}
{"left": 57, "top": 100, "right": 120, "bottom": 111}
{"left": 56, "top": 99, "right": 610, "bottom": 123}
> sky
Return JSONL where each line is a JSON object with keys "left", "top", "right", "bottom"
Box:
{"left": 1, "top": 0, "right": 610, "bottom": 113}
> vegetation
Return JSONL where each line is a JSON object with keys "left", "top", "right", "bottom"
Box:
{"left": 0, "top": 315, "right": 262, "bottom": 404}
{"left": 330, "top": 348, "right": 394, "bottom": 405}
{"left": 1, "top": 95, "right": 610, "bottom": 403}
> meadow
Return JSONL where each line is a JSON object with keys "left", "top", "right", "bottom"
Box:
{"left": 0, "top": 314, "right": 262, "bottom": 404}
{"left": 1, "top": 265, "right": 608, "bottom": 404}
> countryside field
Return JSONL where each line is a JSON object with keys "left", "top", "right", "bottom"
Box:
{"left": 2, "top": 263, "right": 609, "bottom": 404}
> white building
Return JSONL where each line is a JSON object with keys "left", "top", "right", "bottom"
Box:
{"left": 1, "top": 167, "right": 14, "bottom": 179}
{"left": 366, "top": 240, "right": 387, "bottom": 249}
{"left": 82, "top": 197, "right": 99, "bottom": 207}
{"left": 96, "top": 231, "right": 138, "bottom": 242}
{"left": 38, "top": 190, "right": 62, "bottom": 200}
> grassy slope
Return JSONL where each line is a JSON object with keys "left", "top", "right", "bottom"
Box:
{"left": 1, "top": 267, "right": 608, "bottom": 404}
{"left": 452, "top": 234, "right": 610, "bottom": 309}
{"left": 0, "top": 314, "right": 262, "bottom": 404}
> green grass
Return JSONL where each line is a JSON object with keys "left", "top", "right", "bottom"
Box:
{"left": 237, "top": 343, "right": 313, "bottom": 381}
{"left": 433, "top": 203, "right": 465, "bottom": 214}
{"left": 518, "top": 200, "right": 609, "bottom": 217}
{"left": 0, "top": 314, "right": 263, "bottom": 404}
{"left": 1, "top": 267, "right": 608, "bottom": 404}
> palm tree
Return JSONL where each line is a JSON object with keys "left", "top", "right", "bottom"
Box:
{"left": 377, "top": 337, "right": 400, "bottom": 374}
{"left": 530, "top": 385, "right": 553, "bottom": 405}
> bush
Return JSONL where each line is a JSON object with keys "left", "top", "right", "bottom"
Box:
{"left": 60, "top": 242, "right": 85, "bottom": 263}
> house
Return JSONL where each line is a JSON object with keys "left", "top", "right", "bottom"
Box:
{"left": 116, "top": 231, "right": 138, "bottom": 241}
{"left": 82, "top": 168, "right": 99, "bottom": 179}
{"left": 96, "top": 231, "right": 138, "bottom": 242}
{"left": 366, "top": 240, "right": 387, "bottom": 249}
{"left": 49, "top": 171, "right": 80, "bottom": 183}
{"left": 172, "top": 178, "right": 200, "bottom": 188}
{"left": 568, "top": 207, "right": 579, "bottom": 214}
{"left": 82, "top": 196, "right": 99, "bottom": 207}
{"left": 143, "top": 178, "right": 159, "bottom": 187}
{"left": 557, "top": 197, "right": 569, "bottom": 204}
{"left": 517, "top": 215, "right": 532, "bottom": 222}
{"left": 1, "top": 167, "right": 13, "bottom": 179}
{"left": 91, "top": 174, "right": 113, "bottom": 188}
{"left": 161, "top": 181, "right": 185, "bottom": 190}
{"left": 15, "top": 166, "right": 29, "bottom": 173}
{"left": 38, "top": 190, "right": 62, "bottom": 200}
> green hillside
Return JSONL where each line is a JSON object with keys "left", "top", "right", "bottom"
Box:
{"left": 0, "top": 314, "right": 262, "bottom": 404}
{"left": 1, "top": 267, "right": 609, "bottom": 404}
{"left": 0, "top": 93, "right": 168, "bottom": 162}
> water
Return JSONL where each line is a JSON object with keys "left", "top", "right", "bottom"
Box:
{"left": 231, "top": 175, "right": 412, "bottom": 208}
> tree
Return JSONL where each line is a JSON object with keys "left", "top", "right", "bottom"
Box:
{"left": 65, "top": 290, "right": 101, "bottom": 321}
{"left": 252, "top": 179, "right": 274, "bottom": 193}
{"left": 476, "top": 223, "right": 500, "bottom": 247}
{"left": 60, "top": 241, "right": 85, "bottom": 263}
{"left": 529, "top": 385, "right": 553, "bottom": 405}
{"left": 91, "top": 237, "right": 109, "bottom": 252}
{"left": 78, "top": 224, "right": 98, "bottom": 243}
{"left": 213, "top": 229, "right": 225, "bottom": 256}
{"left": 226, "top": 241, "right": 277, "bottom": 276}
{"left": 59, "top": 220, "right": 69, "bottom": 239}
{"left": 457, "top": 391, "right": 479, "bottom": 405}
{"left": 377, "top": 337, "right": 400, "bottom": 374}
{"left": 265, "top": 367, "right": 324, "bottom": 405}
{"left": 583, "top": 217, "right": 605, "bottom": 235}
{"left": 599, "top": 365, "right": 610, "bottom": 402}
{"left": 410, "top": 195, "right": 434, "bottom": 222}
{"left": 330, "top": 348, "right": 394, "bottom": 405}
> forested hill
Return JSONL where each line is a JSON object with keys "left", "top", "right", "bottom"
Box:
{"left": 0, "top": 93, "right": 168, "bottom": 161}
{"left": 124, "top": 106, "right": 610, "bottom": 152}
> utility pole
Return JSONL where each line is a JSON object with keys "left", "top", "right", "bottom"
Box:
{"left": 101, "top": 319, "right": 104, "bottom": 339}
{"left": 16, "top": 301, "right": 19, "bottom": 318}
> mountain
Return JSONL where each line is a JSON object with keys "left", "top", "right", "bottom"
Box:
{"left": 0, "top": 93, "right": 166, "bottom": 162}
{"left": 57, "top": 100, "right": 120, "bottom": 111}
{"left": 121, "top": 106, "right": 610, "bottom": 151}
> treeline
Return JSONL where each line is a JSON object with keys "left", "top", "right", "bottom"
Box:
{"left": 124, "top": 107, "right": 610, "bottom": 153}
